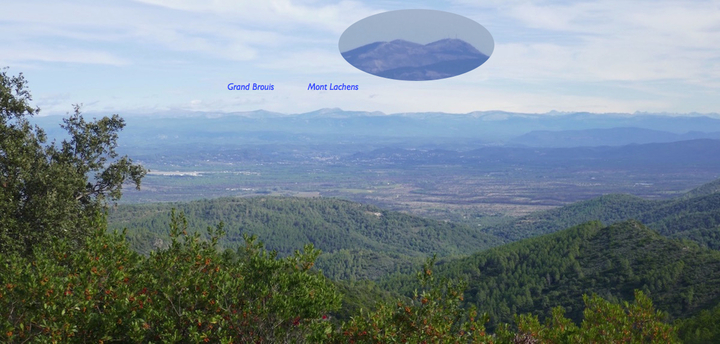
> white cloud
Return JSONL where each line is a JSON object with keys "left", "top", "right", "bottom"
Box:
{"left": 0, "top": 45, "right": 129, "bottom": 66}
{"left": 132, "top": 0, "right": 380, "bottom": 34}
{"left": 256, "top": 49, "right": 353, "bottom": 74}
{"left": 455, "top": 0, "right": 720, "bottom": 88}
{"left": 1, "top": 1, "right": 295, "bottom": 64}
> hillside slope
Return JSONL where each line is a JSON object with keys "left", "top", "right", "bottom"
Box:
{"left": 484, "top": 194, "right": 660, "bottom": 240}
{"left": 485, "top": 178, "right": 720, "bottom": 244}
{"left": 683, "top": 177, "right": 720, "bottom": 199}
{"left": 381, "top": 220, "right": 720, "bottom": 329}
{"left": 109, "top": 197, "right": 503, "bottom": 280}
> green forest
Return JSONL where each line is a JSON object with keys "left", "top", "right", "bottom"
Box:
{"left": 108, "top": 197, "right": 503, "bottom": 280}
{"left": 381, "top": 221, "right": 720, "bottom": 328}
{"left": 483, "top": 190, "right": 720, "bottom": 245}
{"left": 3, "top": 70, "right": 720, "bottom": 343}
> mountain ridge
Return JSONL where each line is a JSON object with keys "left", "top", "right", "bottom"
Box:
{"left": 509, "top": 127, "right": 720, "bottom": 147}
{"left": 32, "top": 109, "right": 720, "bottom": 143}
{"left": 341, "top": 38, "right": 489, "bottom": 80}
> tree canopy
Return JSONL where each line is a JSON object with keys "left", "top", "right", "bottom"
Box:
{"left": 0, "top": 68, "right": 146, "bottom": 256}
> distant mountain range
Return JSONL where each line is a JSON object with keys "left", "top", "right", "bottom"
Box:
{"left": 341, "top": 38, "right": 489, "bottom": 80}
{"left": 509, "top": 127, "right": 720, "bottom": 147}
{"left": 31, "top": 109, "right": 720, "bottom": 146}
{"left": 347, "top": 139, "right": 720, "bottom": 171}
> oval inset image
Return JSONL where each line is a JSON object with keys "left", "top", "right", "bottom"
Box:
{"left": 339, "top": 9, "right": 494, "bottom": 81}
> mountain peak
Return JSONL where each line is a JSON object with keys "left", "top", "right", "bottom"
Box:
{"left": 341, "top": 38, "right": 489, "bottom": 80}
{"left": 425, "top": 38, "right": 483, "bottom": 53}
{"left": 386, "top": 39, "right": 423, "bottom": 46}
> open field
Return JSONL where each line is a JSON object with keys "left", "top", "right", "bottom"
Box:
{"left": 121, "top": 154, "right": 719, "bottom": 226}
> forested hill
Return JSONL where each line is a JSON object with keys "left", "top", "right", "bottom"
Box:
{"left": 380, "top": 220, "right": 720, "bottom": 329}
{"left": 483, "top": 194, "right": 659, "bottom": 240}
{"left": 484, "top": 177, "right": 720, "bottom": 244}
{"left": 683, "top": 177, "right": 720, "bottom": 199}
{"left": 108, "top": 197, "right": 503, "bottom": 280}
{"left": 639, "top": 192, "right": 720, "bottom": 249}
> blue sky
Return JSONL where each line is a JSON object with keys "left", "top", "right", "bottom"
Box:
{"left": 2, "top": 0, "right": 719, "bottom": 116}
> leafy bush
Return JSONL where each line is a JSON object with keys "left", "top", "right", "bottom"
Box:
{"left": 675, "top": 302, "right": 720, "bottom": 344}
{"left": 329, "top": 257, "right": 493, "bottom": 343}
{"left": 0, "top": 211, "right": 340, "bottom": 343}
{"left": 328, "top": 258, "right": 679, "bottom": 344}
{"left": 496, "top": 290, "right": 679, "bottom": 343}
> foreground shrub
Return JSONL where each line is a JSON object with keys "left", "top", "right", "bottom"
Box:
{"left": 328, "top": 257, "right": 494, "bottom": 343}
{"left": 0, "top": 211, "right": 340, "bottom": 343}
{"left": 674, "top": 302, "right": 720, "bottom": 344}
{"left": 329, "top": 258, "right": 679, "bottom": 344}
{"left": 495, "top": 290, "right": 679, "bottom": 343}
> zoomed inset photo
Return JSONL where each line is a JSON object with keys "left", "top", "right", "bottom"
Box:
{"left": 339, "top": 9, "right": 494, "bottom": 81}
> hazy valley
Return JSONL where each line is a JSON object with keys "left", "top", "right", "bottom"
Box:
{"left": 32, "top": 109, "right": 717, "bottom": 225}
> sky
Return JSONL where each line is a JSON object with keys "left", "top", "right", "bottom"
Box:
{"left": 1, "top": 0, "right": 720, "bottom": 116}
